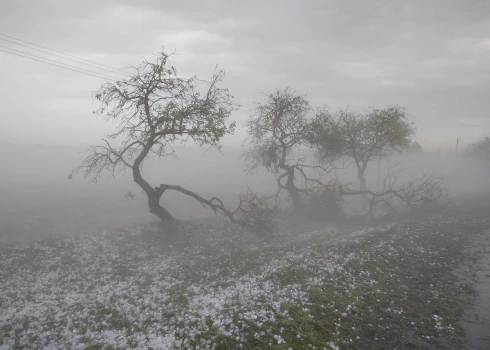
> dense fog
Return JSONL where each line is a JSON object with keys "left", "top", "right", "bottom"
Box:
{"left": 2, "top": 140, "right": 489, "bottom": 243}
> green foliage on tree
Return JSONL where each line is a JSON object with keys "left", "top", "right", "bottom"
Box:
{"left": 309, "top": 106, "right": 415, "bottom": 191}
{"left": 243, "top": 88, "right": 312, "bottom": 174}
{"left": 70, "top": 50, "right": 237, "bottom": 229}
{"left": 243, "top": 88, "right": 315, "bottom": 211}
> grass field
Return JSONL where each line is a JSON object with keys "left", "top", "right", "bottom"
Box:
{"left": 0, "top": 215, "right": 487, "bottom": 349}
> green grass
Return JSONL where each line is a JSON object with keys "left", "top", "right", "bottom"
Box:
{"left": 0, "top": 216, "right": 486, "bottom": 349}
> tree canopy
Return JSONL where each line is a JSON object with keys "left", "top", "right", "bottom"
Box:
{"left": 70, "top": 50, "right": 237, "bottom": 229}
{"left": 465, "top": 136, "right": 490, "bottom": 177}
{"left": 243, "top": 88, "right": 312, "bottom": 174}
{"left": 243, "top": 88, "right": 333, "bottom": 212}
{"left": 408, "top": 141, "right": 423, "bottom": 153}
{"left": 309, "top": 106, "right": 415, "bottom": 190}
{"left": 466, "top": 136, "right": 490, "bottom": 161}
{"left": 69, "top": 50, "right": 445, "bottom": 230}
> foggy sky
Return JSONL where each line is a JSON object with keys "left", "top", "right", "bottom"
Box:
{"left": 1, "top": 0, "right": 490, "bottom": 151}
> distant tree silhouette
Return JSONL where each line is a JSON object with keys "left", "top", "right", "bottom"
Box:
{"left": 465, "top": 136, "right": 490, "bottom": 176}
{"left": 466, "top": 137, "right": 490, "bottom": 159}
{"left": 408, "top": 141, "right": 423, "bottom": 153}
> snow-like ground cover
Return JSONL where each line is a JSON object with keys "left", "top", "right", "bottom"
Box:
{"left": 0, "top": 217, "right": 485, "bottom": 349}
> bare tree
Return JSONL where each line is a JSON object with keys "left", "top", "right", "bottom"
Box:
{"left": 243, "top": 88, "right": 333, "bottom": 213}
{"left": 310, "top": 106, "right": 415, "bottom": 191}
{"left": 69, "top": 50, "right": 238, "bottom": 232}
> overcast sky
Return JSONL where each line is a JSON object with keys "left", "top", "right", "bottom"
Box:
{"left": 1, "top": 0, "right": 489, "bottom": 151}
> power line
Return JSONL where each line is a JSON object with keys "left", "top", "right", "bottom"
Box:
{"left": 0, "top": 36, "right": 132, "bottom": 78}
{"left": 0, "top": 45, "right": 121, "bottom": 81}
{"left": 0, "top": 48, "right": 117, "bottom": 82}
{"left": 0, "top": 33, "right": 132, "bottom": 76}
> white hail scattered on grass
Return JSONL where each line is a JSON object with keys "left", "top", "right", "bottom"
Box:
{"left": 0, "top": 218, "right": 466, "bottom": 349}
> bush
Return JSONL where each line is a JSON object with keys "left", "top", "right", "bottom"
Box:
{"left": 302, "top": 185, "right": 344, "bottom": 221}
{"left": 235, "top": 191, "right": 278, "bottom": 236}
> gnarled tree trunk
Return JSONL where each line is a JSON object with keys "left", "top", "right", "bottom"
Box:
{"left": 132, "top": 148, "right": 178, "bottom": 233}
{"left": 359, "top": 174, "right": 367, "bottom": 192}
{"left": 356, "top": 162, "right": 368, "bottom": 211}
{"left": 285, "top": 167, "right": 302, "bottom": 214}
{"left": 147, "top": 192, "right": 174, "bottom": 221}
{"left": 147, "top": 189, "right": 179, "bottom": 232}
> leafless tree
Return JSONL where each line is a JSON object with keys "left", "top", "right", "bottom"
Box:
{"left": 69, "top": 50, "right": 243, "bottom": 232}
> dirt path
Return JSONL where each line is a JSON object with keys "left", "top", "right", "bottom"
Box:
{"left": 461, "top": 229, "right": 490, "bottom": 349}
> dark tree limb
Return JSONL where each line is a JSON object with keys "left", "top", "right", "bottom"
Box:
{"left": 339, "top": 167, "right": 448, "bottom": 217}
{"left": 156, "top": 184, "right": 276, "bottom": 233}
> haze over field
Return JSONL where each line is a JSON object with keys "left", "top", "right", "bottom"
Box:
{"left": 1, "top": 141, "right": 490, "bottom": 243}
{"left": 1, "top": 0, "right": 489, "bottom": 241}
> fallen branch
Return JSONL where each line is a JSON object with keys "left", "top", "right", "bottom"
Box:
{"left": 157, "top": 184, "right": 276, "bottom": 233}
{"left": 339, "top": 167, "right": 448, "bottom": 217}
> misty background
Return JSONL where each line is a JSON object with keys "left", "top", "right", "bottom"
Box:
{"left": 1, "top": 0, "right": 490, "bottom": 242}
{"left": 2, "top": 141, "right": 489, "bottom": 243}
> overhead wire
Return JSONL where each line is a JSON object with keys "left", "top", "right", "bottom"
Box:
{"left": 1, "top": 46, "right": 259, "bottom": 111}
{"left": 0, "top": 45, "right": 120, "bottom": 81}
{"left": 0, "top": 32, "right": 132, "bottom": 77}
{"left": 0, "top": 33, "right": 261, "bottom": 109}
{"left": 0, "top": 36, "right": 132, "bottom": 78}
{"left": 0, "top": 47, "right": 118, "bottom": 82}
